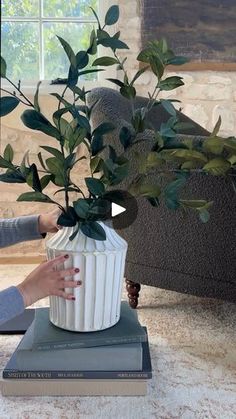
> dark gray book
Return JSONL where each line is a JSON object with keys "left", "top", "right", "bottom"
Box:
{"left": 15, "top": 319, "right": 143, "bottom": 371}
{"left": 32, "top": 301, "right": 147, "bottom": 350}
{"left": 0, "top": 309, "right": 35, "bottom": 334}
{"left": 3, "top": 328, "right": 152, "bottom": 380}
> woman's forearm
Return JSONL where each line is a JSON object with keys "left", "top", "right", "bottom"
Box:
{"left": 0, "top": 286, "right": 25, "bottom": 326}
{"left": 0, "top": 215, "right": 43, "bottom": 248}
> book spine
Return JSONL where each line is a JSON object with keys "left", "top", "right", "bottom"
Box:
{"left": 33, "top": 335, "right": 147, "bottom": 351}
{"left": 3, "top": 370, "right": 152, "bottom": 380}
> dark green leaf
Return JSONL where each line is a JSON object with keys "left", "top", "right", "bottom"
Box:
{"left": 203, "top": 137, "right": 224, "bottom": 154}
{"left": 85, "top": 177, "right": 105, "bottom": 196}
{"left": 130, "top": 66, "right": 149, "bottom": 85}
{"left": 0, "top": 96, "right": 20, "bottom": 117}
{"left": 90, "top": 156, "right": 103, "bottom": 174}
{"left": 76, "top": 112, "right": 91, "bottom": 132}
{"left": 90, "top": 6, "right": 101, "bottom": 29}
{"left": 97, "top": 29, "right": 110, "bottom": 41}
{"left": 91, "top": 135, "right": 105, "bottom": 156}
{"left": 92, "top": 56, "right": 118, "bottom": 66}
{"left": 149, "top": 55, "right": 164, "bottom": 79}
{"left": 73, "top": 199, "right": 90, "bottom": 219}
{"left": 88, "top": 199, "right": 111, "bottom": 217}
{"left": 37, "top": 152, "right": 48, "bottom": 171}
{"left": 57, "top": 36, "right": 77, "bottom": 68}
{"left": 0, "top": 56, "right": 7, "bottom": 78}
{"left": 119, "top": 126, "right": 133, "bottom": 149}
{"left": 165, "top": 178, "right": 186, "bottom": 194}
{"left": 67, "top": 64, "right": 78, "bottom": 88}
{"left": 180, "top": 199, "right": 212, "bottom": 209}
{"left": 0, "top": 155, "right": 14, "bottom": 169}
{"left": 107, "top": 78, "right": 124, "bottom": 88}
{"left": 131, "top": 110, "right": 145, "bottom": 133}
{"left": 53, "top": 107, "right": 72, "bottom": 126}
{"left": 50, "top": 93, "right": 71, "bottom": 108}
{"left": 211, "top": 116, "right": 221, "bottom": 137}
{"left": 21, "top": 110, "right": 61, "bottom": 140}
{"left": 64, "top": 153, "right": 76, "bottom": 169}
{"left": 40, "top": 174, "right": 52, "bottom": 190}
{"left": 203, "top": 158, "right": 231, "bottom": 175}
{"left": 158, "top": 76, "right": 184, "bottom": 91}
{"left": 28, "top": 163, "right": 42, "bottom": 192}
{"left": 165, "top": 196, "right": 180, "bottom": 210}
{"left": 40, "top": 146, "right": 64, "bottom": 162}
{"left": 98, "top": 37, "right": 129, "bottom": 50}
{"left": 170, "top": 149, "right": 208, "bottom": 163}
{"left": 69, "top": 225, "right": 80, "bottom": 241}
{"left": 58, "top": 207, "right": 78, "bottom": 227}
{"left": 87, "top": 29, "right": 97, "bottom": 55}
{"left": 108, "top": 145, "right": 117, "bottom": 162}
{"left": 0, "top": 171, "right": 25, "bottom": 183}
{"left": 174, "top": 122, "right": 195, "bottom": 132}
{"left": 80, "top": 221, "right": 106, "bottom": 241}
{"left": 167, "top": 56, "right": 189, "bottom": 65}
{"left": 3, "top": 144, "right": 13, "bottom": 162}
{"left": 147, "top": 197, "right": 159, "bottom": 207}
{"left": 160, "top": 99, "right": 177, "bottom": 116}
{"left": 199, "top": 209, "right": 210, "bottom": 223}
{"left": 17, "top": 192, "right": 54, "bottom": 203}
{"left": 93, "top": 122, "right": 115, "bottom": 136}
{"left": 224, "top": 137, "right": 236, "bottom": 153}
{"left": 78, "top": 68, "right": 104, "bottom": 77}
{"left": 120, "top": 85, "right": 136, "bottom": 99}
{"left": 76, "top": 51, "right": 89, "bottom": 69}
{"left": 34, "top": 81, "right": 41, "bottom": 112}
{"left": 105, "top": 5, "right": 119, "bottom": 25}
{"left": 137, "top": 48, "right": 152, "bottom": 63}
{"left": 46, "top": 157, "right": 64, "bottom": 174}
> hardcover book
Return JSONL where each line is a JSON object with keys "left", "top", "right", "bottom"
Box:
{"left": 15, "top": 319, "right": 143, "bottom": 371}
{"left": 32, "top": 301, "right": 147, "bottom": 350}
{"left": 0, "top": 377, "right": 148, "bottom": 396}
{"left": 3, "top": 328, "right": 152, "bottom": 380}
{"left": 0, "top": 309, "right": 35, "bottom": 334}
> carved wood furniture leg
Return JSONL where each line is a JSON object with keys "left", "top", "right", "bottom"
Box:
{"left": 125, "top": 279, "right": 141, "bottom": 309}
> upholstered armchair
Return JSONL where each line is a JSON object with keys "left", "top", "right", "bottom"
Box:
{"left": 87, "top": 87, "right": 236, "bottom": 306}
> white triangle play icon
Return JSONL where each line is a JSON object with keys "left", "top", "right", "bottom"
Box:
{"left": 111, "top": 202, "right": 126, "bottom": 217}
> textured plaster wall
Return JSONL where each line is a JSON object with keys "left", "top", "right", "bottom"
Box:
{"left": 0, "top": 0, "right": 235, "bottom": 256}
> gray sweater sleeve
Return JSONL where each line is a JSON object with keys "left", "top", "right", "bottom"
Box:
{"left": 0, "top": 286, "right": 25, "bottom": 325}
{"left": 0, "top": 215, "right": 44, "bottom": 248}
{"left": 0, "top": 215, "right": 45, "bottom": 325}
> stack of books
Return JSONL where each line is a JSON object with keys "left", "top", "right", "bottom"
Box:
{"left": 0, "top": 301, "right": 152, "bottom": 396}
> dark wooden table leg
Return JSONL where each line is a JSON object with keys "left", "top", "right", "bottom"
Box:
{"left": 125, "top": 279, "right": 141, "bottom": 309}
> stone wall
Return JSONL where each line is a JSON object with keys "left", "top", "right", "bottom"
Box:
{"left": 1, "top": 0, "right": 235, "bottom": 257}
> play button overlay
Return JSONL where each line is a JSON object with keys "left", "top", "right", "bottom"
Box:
{"left": 105, "top": 190, "right": 138, "bottom": 230}
{"left": 112, "top": 202, "right": 126, "bottom": 217}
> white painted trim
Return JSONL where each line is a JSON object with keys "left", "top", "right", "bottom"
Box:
{"left": 1, "top": 0, "right": 117, "bottom": 92}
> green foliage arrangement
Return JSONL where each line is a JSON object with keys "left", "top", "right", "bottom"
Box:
{"left": 0, "top": 5, "right": 235, "bottom": 240}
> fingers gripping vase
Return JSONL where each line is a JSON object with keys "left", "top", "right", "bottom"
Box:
{"left": 46, "top": 222, "right": 128, "bottom": 332}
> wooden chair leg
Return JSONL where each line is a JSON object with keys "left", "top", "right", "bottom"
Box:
{"left": 125, "top": 279, "right": 141, "bottom": 309}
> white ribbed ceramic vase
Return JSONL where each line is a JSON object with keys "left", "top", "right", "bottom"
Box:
{"left": 46, "top": 221, "right": 128, "bottom": 332}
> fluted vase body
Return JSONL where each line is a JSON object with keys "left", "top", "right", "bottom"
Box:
{"left": 46, "top": 221, "right": 128, "bottom": 332}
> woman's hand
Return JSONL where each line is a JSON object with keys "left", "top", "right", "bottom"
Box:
{"left": 38, "top": 207, "right": 63, "bottom": 234}
{"left": 17, "top": 254, "right": 81, "bottom": 307}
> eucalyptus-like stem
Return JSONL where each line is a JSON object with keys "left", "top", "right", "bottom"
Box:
{"left": 113, "top": 52, "right": 135, "bottom": 117}
{"left": 0, "top": 88, "right": 30, "bottom": 107}
{"left": 58, "top": 85, "right": 68, "bottom": 111}
{"left": 71, "top": 183, "right": 86, "bottom": 198}
{"left": 5, "top": 77, "right": 34, "bottom": 107}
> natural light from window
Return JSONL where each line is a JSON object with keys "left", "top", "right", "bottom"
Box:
{"left": 1, "top": 0, "right": 99, "bottom": 83}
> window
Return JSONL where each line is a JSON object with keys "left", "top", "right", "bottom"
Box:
{"left": 1, "top": 0, "right": 111, "bottom": 86}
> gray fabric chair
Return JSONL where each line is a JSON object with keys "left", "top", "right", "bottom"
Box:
{"left": 87, "top": 87, "right": 236, "bottom": 306}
